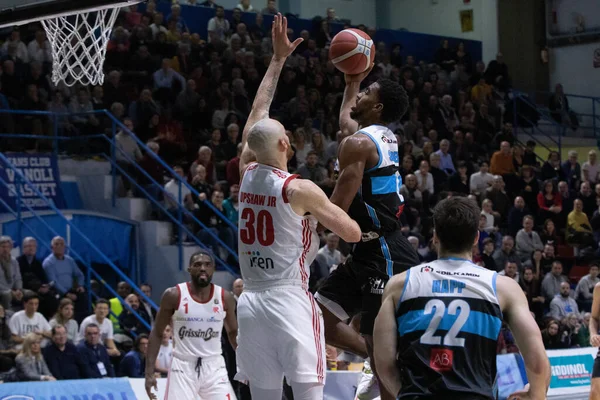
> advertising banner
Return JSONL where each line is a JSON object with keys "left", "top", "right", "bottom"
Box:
{"left": 0, "top": 377, "right": 136, "bottom": 400}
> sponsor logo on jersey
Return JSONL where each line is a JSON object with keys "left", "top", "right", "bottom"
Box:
{"left": 245, "top": 250, "right": 275, "bottom": 269}
{"left": 430, "top": 348, "right": 453, "bottom": 372}
{"left": 420, "top": 266, "right": 434, "bottom": 273}
{"left": 435, "top": 270, "right": 480, "bottom": 278}
{"left": 174, "top": 316, "right": 205, "bottom": 322}
{"left": 214, "top": 298, "right": 219, "bottom": 304}
{"left": 213, "top": 306, "right": 219, "bottom": 313}
{"left": 368, "top": 277, "right": 385, "bottom": 295}
{"left": 381, "top": 135, "right": 397, "bottom": 144}
{"left": 178, "top": 326, "right": 220, "bottom": 341}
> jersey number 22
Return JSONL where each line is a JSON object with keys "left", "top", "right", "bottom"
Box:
{"left": 420, "top": 299, "right": 470, "bottom": 347}
{"left": 240, "top": 209, "right": 275, "bottom": 246}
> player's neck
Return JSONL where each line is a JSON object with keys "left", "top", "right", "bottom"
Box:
{"left": 258, "top": 157, "right": 287, "bottom": 171}
{"left": 359, "top": 117, "right": 381, "bottom": 129}
{"left": 438, "top": 250, "right": 473, "bottom": 262}
{"left": 189, "top": 281, "right": 212, "bottom": 299}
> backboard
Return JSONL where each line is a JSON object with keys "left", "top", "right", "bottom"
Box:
{"left": 0, "top": 0, "right": 143, "bottom": 28}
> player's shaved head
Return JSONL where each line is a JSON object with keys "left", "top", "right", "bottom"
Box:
{"left": 247, "top": 118, "right": 288, "bottom": 160}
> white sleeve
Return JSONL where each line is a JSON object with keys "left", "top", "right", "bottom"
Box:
{"left": 8, "top": 314, "right": 19, "bottom": 335}
{"left": 207, "top": 18, "right": 216, "bottom": 32}
{"left": 40, "top": 315, "right": 51, "bottom": 331}
{"left": 76, "top": 318, "right": 88, "bottom": 344}
{"left": 106, "top": 319, "right": 114, "bottom": 340}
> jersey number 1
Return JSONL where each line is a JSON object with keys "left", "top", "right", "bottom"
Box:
{"left": 240, "top": 209, "right": 275, "bottom": 246}
{"left": 420, "top": 299, "right": 470, "bottom": 347}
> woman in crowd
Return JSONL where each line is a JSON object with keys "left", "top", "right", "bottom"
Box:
{"left": 540, "top": 218, "right": 559, "bottom": 245}
{"left": 523, "top": 249, "right": 544, "bottom": 280}
{"left": 518, "top": 165, "right": 540, "bottom": 214}
{"left": 49, "top": 298, "right": 78, "bottom": 343}
{"left": 561, "top": 313, "right": 582, "bottom": 348}
{"left": 15, "top": 333, "right": 55, "bottom": 382}
{"left": 537, "top": 179, "right": 562, "bottom": 224}
{"left": 480, "top": 237, "right": 497, "bottom": 272}
{"left": 541, "top": 319, "right": 566, "bottom": 349}
{"left": 519, "top": 266, "right": 544, "bottom": 321}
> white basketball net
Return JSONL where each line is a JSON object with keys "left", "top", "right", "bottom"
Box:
{"left": 40, "top": 7, "right": 121, "bottom": 87}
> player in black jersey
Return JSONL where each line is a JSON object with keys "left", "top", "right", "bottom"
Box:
{"left": 373, "top": 197, "right": 549, "bottom": 400}
{"left": 314, "top": 65, "right": 420, "bottom": 399}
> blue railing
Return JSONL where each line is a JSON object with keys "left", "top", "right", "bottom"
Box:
{"left": 0, "top": 155, "right": 155, "bottom": 332}
{"left": 0, "top": 108, "right": 240, "bottom": 274}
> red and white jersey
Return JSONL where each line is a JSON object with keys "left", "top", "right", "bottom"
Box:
{"left": 239, "top": 163, "right": 319, "bottom": 291}
{"left": 172, "top": 283, "right": 226, "bottom": 359}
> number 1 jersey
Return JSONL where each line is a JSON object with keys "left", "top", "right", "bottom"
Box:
{"left": 395, "top": 258, "right": 502, "bottom": 399}
{"left": 238, "top": 163, "right": 319, "bottom": 291}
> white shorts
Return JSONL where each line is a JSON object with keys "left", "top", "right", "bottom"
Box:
{"left": 165, "top": 354, "right": 236, "bottom": 400}
{"left": 355, "top": 360, "right": 380, "bottom": 400}
{"left": 235, "top": 287, "right": 326, "bottom": 389}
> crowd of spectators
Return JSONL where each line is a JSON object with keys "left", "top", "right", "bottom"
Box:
{"left": 0, "top": 0, "right": 599, "bottom": 382}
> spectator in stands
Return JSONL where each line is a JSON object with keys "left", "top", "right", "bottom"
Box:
{"left": 549, "top": 84, "right": 579, "bottom": 131}
{"left": 523, "top": 249, "right": 544, "bottom": 280}
{"left": 154, "top": 326, "right": 173, "bottom": 377}
{"left": 2, "top": 29, "right": 28, "bottom": 63}
{"left": 562, "top": 150, "right": 581, "bottom": 193}
{"left": 518, "top": 165, "right": 539, "bottom": 214}
{"left": 315, "top": 233, "right": 343, "bottom": 280}
{"left": 520, "top": 266, "right": 544, "bottom": 321}
{"left": 9, "top": 293, "right": 51, "bottom": 349}
{"left": 575, "top": 264, "right": 599, "bottom": 312}
{"left": 0, "top": 236, "right": 24, "bottom": 310}
{"left": 582, "top": 150, "right": 600, "bottom": 185}
{"left": 153, "top": 58, "right": 186, "bottom": 105}
{"left": 297, "top": 151, "right": 327, "bottom": 184}
{"left": 507, "top": 196, "right": 528, "bottom": 237}
{"left": 115, "top": 118, "right": 143, "bottom": 197}
{"left": 226, "top": 143, "right": 243, "bottom": 186}
{"left": 118, "top": 334, "right": 148, "bottom": 378}
{"left": 484, "top": 52, "right": 510, "bottom": 90}
{"left": 540, "top": 219, "right": 559, "bottom": 246}
{"left": 541, "top": 320, "right": 565, "bottom": 350}
{"left": 541, "top": 151, "right": 564, "bottom": 182}
{"left": 17, "top": 238, "right": 53, "bottom": 318}
{"left": 434, "top": 139, "right": 455, "bottom": 175}
{"left": 470, "top": 161, "right": 493, "bottom": 198}
{"left": 164, "top": 165, "right": 194, "bottom": 218}
{"left": 448, "top": 161, "right": 469, "bottom": 196}
{"left": 77, "top": 324, "right": 115, "bottom": 379}
{"left": 69, "top": 88, "right": 99, "bottom": 133}
{"left": 415, "top": 160, "right": 434, "bottom": 197}
{"left": 566, "top": 198, "right": 595, "bottom": 249}
{"left": 480, "top": 238, "right": 497, "bottom": 271}
{"left": 197, "top": 190, "right": 236, "bottom": 259}
{"left": 223, "top": 184, "right": 240, "bottom": 226}
{"left": 493, "top": 235, "right": 521, "bottom": 272}
{"left": 549, "top": 282, "right": 579, "bottom": 320}
{"left": 537, "top": 179, "right": 562, "bottom": 225}
{"left": 515, "top": 215, "right": 544, "bottom": 262}
{"left": 140, "top": 284, "right": 156, "bottom": 326}
{"left": 207, "top": 6, "right": 230, "bottom": 43}
{"left": 27, "top": 29, "right": 51, "bottom": 65}
{"left": 429, "top": 153, "right": 448, "bottom": 196}
{"left": 15, "top": 333, "right": 55, "bottom": 382}
{"left": 42, "top": 236, "right": 86, "bottom": 314}
{"left": 262, "top": 0, "right": 277, "bottom": 14}
{"left": 43, "top": 325, "right": 88, "bottom": 380}
{"left": 498, "top": 261, "right": 519, "bottom": 281}
{"left": 49, "top": 299, "right": 78, "bottom": 343}
{"left": 540, "top": 244, "right": 557, "bottom": 276}
{"left": 78, "top": 299, "right": 119, "bottom": 357}
{"left": 490, "top": 141, "right": 515, "bottom": 177}
{"left": 119, "top": 294, "right": 151, "bottom": 339}
{"left": 578, "top": 312, "right": 591, "bottom": 347}
{"left": 236, "top": 0, "right": 254, "bottom": 12}
{"left": 167, "top": 4, "right": 188, "bottom": 33}
{"left": 481, "top": 199, "right": 499, "bottom": 234}
{"left": 578, "top": 181, "right": 597, "bottom": 218}
{"left": 541, "top": 261, "right": 568, "bottom": 303}
{"left": 0, "top": 305, "right": 14, "bottom": 360}
{"left": 485, "top": 175, "right": 510, "bottom": 220}
{"left": 109, "top": 281, "right": 131, "bottom": 334}
{"left": 191, "top": 146, "right": 216, "bottom": 184}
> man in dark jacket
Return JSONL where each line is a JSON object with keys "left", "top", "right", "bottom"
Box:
{"left": 43, "top": 325, "right": 89, "bottom": 380}
{"left": 118, "top": 334, "right": 148, "bottom": 377}
{"left": 76, "top": 323, "right": 115, "bottom": 378}
{"left": 16, "top": 237, "right": 57, "bottom": 319}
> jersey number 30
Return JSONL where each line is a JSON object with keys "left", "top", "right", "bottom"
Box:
{"left": 420, "top": 299, "right": 470, "bottom": 347}
{"left": 240, "top": 209, "right": 275, "bottom": 246}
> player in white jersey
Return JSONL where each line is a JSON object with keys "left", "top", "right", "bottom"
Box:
{"left": 234, "top": 14, "right": 362, "bottom": 400}
{"left": 145, "top": 250, "right": 238, "bottom": 400}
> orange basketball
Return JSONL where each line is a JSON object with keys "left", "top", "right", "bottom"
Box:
{"left": 329, "top": 29, "right": 375, "bottom": 75}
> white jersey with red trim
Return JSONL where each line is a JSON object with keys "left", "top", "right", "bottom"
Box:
{"left": 239, "top": 163, "right": 319, "bottom": 291}
{"left": 172, "top": 283, "right": 225, "bottom": 359}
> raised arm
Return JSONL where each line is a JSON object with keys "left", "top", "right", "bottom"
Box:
{"left": 239, "top": 14, "right": 303, "bottom": 174}
{"left": 330, "top": 134, "right": 375, "bottom": 212}
{"left": 498, "top": 276, "right": 550, "bottom": 400}
{"left": 287, "top": 178, "right": 361, "bottom": 243}
{"left": 373, "top": 273, "right": 405, "bottom": 397}
{"left": 145, "top": 287, "right": 178, "bottom": 399}
{"left": 339, "top": 65, "right": 374, "bottom": 137}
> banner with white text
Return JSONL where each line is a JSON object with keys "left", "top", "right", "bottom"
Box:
{"left": 0, "top": 153, "right": 65, "bottom": 210}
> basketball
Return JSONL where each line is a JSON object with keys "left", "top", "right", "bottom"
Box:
{"left": 329, "top": 29, "right": 375, "bottom": 75}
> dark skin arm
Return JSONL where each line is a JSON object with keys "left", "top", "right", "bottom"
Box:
{"left": 145, "top": 287, "right": 178, "bottom": 400}
{"left": 223, "top": 290, "right": 238, "bottom": 349}
{"left": 330, "top": 134, "right": 378, "bottom": 213}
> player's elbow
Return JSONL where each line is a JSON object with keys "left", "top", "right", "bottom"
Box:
{"left": 341, "top": 221, "right": 361, "bottom": 243}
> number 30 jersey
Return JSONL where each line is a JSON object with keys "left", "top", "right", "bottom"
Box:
{"left": 238, "top": 163, "right": 319, "bottom": 291}
{"left": 395, "top": 258, "right": 502, "bottom": 399}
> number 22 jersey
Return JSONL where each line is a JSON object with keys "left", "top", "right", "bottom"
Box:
{"left": 395, "top": 258, "right": 503, "bottom": 399}
{"left": 238, "top": 163, "right": 319, "bottom": 291}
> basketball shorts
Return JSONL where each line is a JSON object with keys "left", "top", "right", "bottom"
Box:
{"left": 316, "top": 230, "right": 420, "bottom": 335}
{"left": 354, "top": 360, "right": 381, "bottom": 400}
{"left": 235, "top": 287, "right": 326, "bottom": 389}
{"left": 593, "top": 350, "right": 600, "bottom": 378}
{"left": 165, "top": 353, "right": 236, "bottom": 400}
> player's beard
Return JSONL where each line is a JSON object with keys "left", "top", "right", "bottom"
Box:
{"left": 195, "top": 274, "right": 212, "bottom": 287}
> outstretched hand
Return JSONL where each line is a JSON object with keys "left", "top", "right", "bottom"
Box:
{"left": 272, "top": 13, "right": 303, "bottom": 61}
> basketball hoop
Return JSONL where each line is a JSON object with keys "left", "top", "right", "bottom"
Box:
{"left": 0, "top": 0, "right": 144, "bottom": 86}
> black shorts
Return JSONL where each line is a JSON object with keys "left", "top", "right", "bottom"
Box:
{"left": 593, "top": 350, "right": 600, "bottom": 378}
{"left": 316, "top": 230, "right": 420, "bottom": 335}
